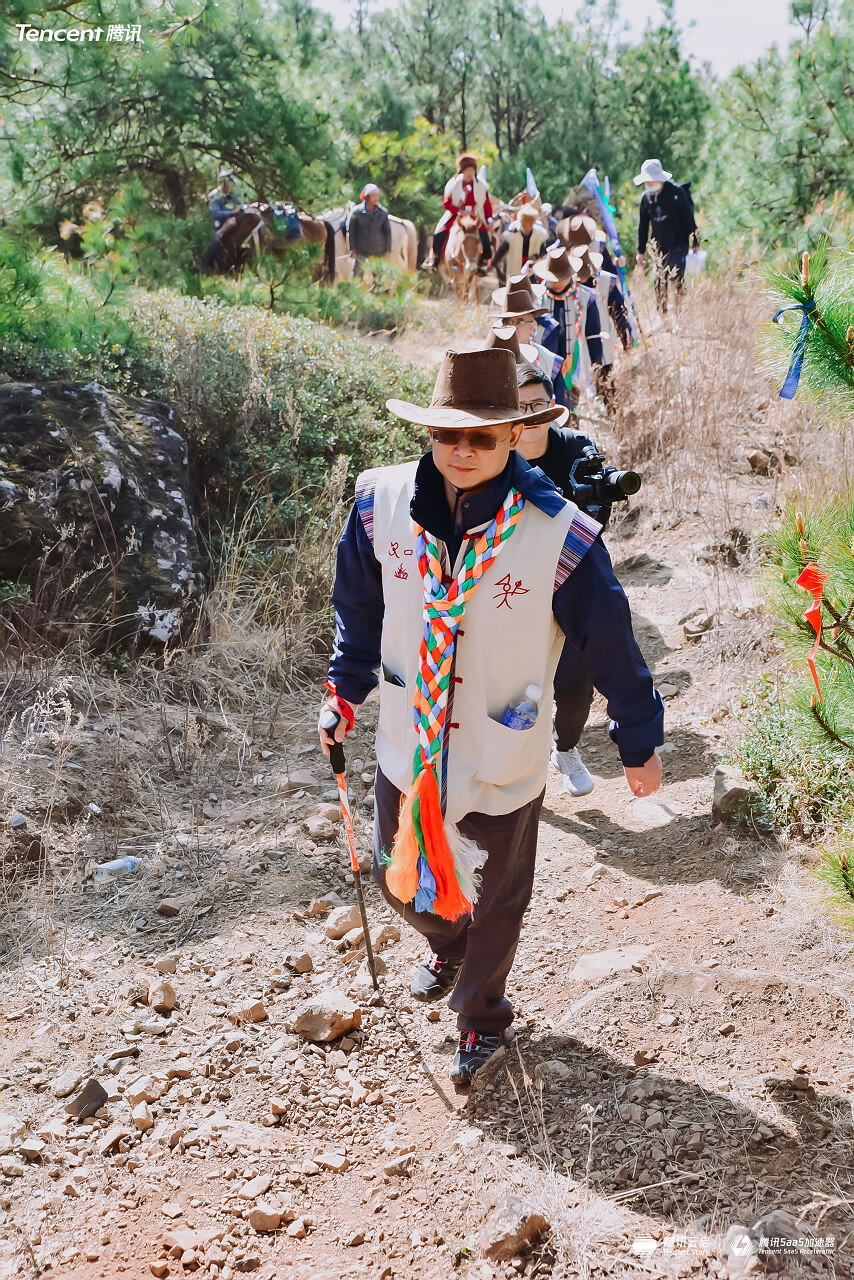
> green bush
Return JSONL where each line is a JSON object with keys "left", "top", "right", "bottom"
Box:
{"left": 735, "top": 674, "right": 854, "bottom": 833}
{"left": 122, "top": 289, "right": 431, "bottom": 517}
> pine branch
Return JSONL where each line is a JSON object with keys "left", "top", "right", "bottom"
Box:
{"left": 809, "top": 699, "right": 854, "bottom": 754}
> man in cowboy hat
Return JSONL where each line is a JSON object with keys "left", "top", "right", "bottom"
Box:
{"left": 318, "top": 348, "right": 663, "bottom": 1086}
{"left": 514, "top": 361, "right": 609, "bottom": 796}
{"left": 490, "top": 274, "right": 562, "bottom": 395}
{"left": 534, "top": 246, "right": 604, "bottom": 409}
{"left": 484, "top": 324, "right": 539, "bottom": 365}
{"left": 561, "top": 207, "right": 632, "bottom": 352}
{"left": 425, "top": 154, "right": 494, "bottom": 272}
{"left": 348, "top": 182, "right": 392, "bottom": 275}
{"left": 634, "top": 159, "right": 699, "bottom": 312}
{"left": 488, "top": 203, "right": 549, "bottom": 277}
{"left": 203, "top": 168, "right": 244, "bottom": 268}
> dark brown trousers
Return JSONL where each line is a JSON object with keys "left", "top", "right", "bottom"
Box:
{"left": 372, "top": 767, "right": 543, "bottom": 1033}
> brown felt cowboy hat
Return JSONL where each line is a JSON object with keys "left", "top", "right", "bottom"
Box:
{"left": 533, "top": 246, "right": 576, "bottom": 285}
{"left": 485, "top": 324, "right": 538, "bottom": 366}
{"left": 568, "top": 244, "right": 604, "bottom": 279}
{"left": 386, "top": 349, "right": 563, "bottom": 430}
{"left": 491, "top": 273, "right": 548, "bottom": 319}
{"left": 555, "top": 213, "right": 598, "bottom": 249}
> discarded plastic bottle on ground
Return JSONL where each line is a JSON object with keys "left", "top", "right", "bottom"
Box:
{"left": 94, "top": 856, "right": 137, "bottom": 881}
{"left": 501, "top": 684, "right": 542, "bottom": 731}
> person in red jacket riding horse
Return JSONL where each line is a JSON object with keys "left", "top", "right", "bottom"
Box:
{"left": 425, "top": 153, "right": 494, "bottom": 273}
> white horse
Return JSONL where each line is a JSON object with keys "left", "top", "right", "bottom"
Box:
{"left": 328, "top": 206, "right": 418, "bottom": 281}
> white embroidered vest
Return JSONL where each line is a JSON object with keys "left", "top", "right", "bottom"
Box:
{"left": 503, "top": 222, "right": 550, "bottom": 277}
{"left": 364, "top": 461, "right": 580, "bottom": 823}
{"left": 595, "top": 270, "right": 619, "bottom": 365}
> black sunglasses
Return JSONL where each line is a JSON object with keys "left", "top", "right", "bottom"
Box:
{"left": 429, "top": 426, "right": 515, "bottom": 451}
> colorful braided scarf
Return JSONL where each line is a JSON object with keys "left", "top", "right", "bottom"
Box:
{"left": 549, "top": 280, "right": 584, "bottom": 384}
{"left": 384, "top": 486, "right": 526, "bottom": 920}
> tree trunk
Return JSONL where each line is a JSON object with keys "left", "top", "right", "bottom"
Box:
{"left": 161, "top": 164, "right": 186, "bottom": 218}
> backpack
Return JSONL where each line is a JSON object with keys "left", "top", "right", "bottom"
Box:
{"left": 272, "top": 202, "right": 301, "bottom": 238}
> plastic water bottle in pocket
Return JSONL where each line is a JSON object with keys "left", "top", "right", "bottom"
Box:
{"left": 94, "top": 856, "right": 137, "bottom": 882}
{"left": 501, "top": 684, "right": 542, "bottom": 731}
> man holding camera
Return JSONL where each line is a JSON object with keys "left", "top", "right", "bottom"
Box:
{"left": 515, "top": 362, "right": 639, "bottom": 796}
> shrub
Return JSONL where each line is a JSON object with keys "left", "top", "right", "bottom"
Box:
{"left": 123, "top": 289, "right": 431, "bottom": 519}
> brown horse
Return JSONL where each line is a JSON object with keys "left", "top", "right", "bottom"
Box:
{"left": 210, "top": 204, "right": 336, "bottom": 279}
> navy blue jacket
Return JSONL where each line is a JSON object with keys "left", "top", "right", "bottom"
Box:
{"left": 328, "top": 451, "right": 663, "bottom": 767}
{"left": 637, "top": 181, "right": 697, "bottom": 255}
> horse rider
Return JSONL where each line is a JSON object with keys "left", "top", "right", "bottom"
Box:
{"left": 425, "top": 153, "right": 493, "bottom": 272}
{"left": 488, "top": 203, "right": 549, "bottom": 277}
{"left": 202, "top": 168, "right": 244, "bottom": 268}
{"left": 348, "top": 182, "right": 392, "bottom": 276}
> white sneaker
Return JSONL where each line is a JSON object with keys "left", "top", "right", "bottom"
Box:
{"left": 551, "top": 746, "right": 595, "bottom": 797}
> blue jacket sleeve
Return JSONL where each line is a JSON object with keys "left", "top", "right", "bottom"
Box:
{"left": 585, "top": 295, "right": 604, "bottom": 367}
{"left": 327, "top": 503, "right": 384, "bottom": 705}
{"left": 553, "top": 539, "right": 663, "bottom": 766}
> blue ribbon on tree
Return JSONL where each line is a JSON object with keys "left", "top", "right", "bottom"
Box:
{"left": 772, "top": 299, "right": 816, "bottom": 400}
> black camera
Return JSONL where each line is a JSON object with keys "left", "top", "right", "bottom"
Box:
{"left": 568, "top": 445, "right": 641, "bottom": 520}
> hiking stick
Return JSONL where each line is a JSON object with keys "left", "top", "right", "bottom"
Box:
{"left": 319, "top": 710, "right": 380, "bottom": 991}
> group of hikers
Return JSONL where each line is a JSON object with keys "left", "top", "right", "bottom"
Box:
{"left": 313, "top": 150, "right": 696, "bottom": 1088}
{"left": 203, "top": 151, "right": 700, "bottom": 321}
{"left": 201, "top": 151, "right": 696, "bottom": 1088}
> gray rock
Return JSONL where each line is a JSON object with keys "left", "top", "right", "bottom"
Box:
{"left": 724, "top": 1208, "right": 807, "bottom": 1277}
{"left": 325, "top": 905, "right": 362, "bottom": 940}
{"left": 480, "top": 1194, "right": 550, "bottom": 1260}
{"left": 65, "top": 1078, "right": 108, "bottom": 1120}
{"left": 0, "top": 1112, "right": 26, "bottom": 1155}
{"left": 713, "top": 765, "right": 756, "bottom": 823}
{"left": 292, "top": 989, "right": 362, "bottom": 1042}
{"left": 0, "top": 382, "right": 205, "bottom": 646}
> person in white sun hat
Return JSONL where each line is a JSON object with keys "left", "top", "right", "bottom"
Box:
{"left": 634, "top": 158, "right": 699, "bottom": 313}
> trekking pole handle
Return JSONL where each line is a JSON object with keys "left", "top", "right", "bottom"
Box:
{"left": 319, "top": 709, "right": 346, "bottom": 776}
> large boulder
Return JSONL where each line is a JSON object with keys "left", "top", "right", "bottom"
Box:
{"left": 0, "top": 381, "right": 205, "bottom": 646}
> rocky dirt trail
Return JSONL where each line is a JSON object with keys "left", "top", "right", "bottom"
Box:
{"left": 2, "top": 326, "right": 853, "bottom": 1280}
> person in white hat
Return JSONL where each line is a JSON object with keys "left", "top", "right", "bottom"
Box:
{"left": 348, "top": 182, "right": 391, "bottom": 275}
{"left": 634, "top": 159, "right": 698, "bottom": 313}
{"left": 488, "top": 203, "right": 549, "bottom": 278}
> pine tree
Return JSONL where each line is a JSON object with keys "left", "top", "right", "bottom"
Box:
{"left": 763, "top": 242, "right": 854, "bottom": 922}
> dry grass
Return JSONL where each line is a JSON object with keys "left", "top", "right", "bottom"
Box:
{"left": 0, "top": 459, "right": 347, "bottom": 966}
{"left": 607, "top": 268, "right": 816, "bottom": 547}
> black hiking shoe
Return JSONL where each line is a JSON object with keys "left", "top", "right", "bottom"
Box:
{"left": 449, "top": 1027, "right": 514, "bottom": 1086}
{"left": 410, "top": 951, "right": 462, "bottom": 1003}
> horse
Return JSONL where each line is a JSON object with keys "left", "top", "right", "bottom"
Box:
{"left": 322, "top": 206, "right": 418, "bottom": 283}
{"left": 209, "top": 203, "right": 336, "bottom": 279}
{"left": 439, "top": 213, "right": 483, "bottom": 304}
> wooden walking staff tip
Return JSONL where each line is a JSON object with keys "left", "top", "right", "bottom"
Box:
{"left": 319, "top": 711, "right": 380, "bottom": 992}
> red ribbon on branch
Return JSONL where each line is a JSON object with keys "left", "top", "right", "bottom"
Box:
{"left": 795, "top": 562, "right": 828, "bottom": 701}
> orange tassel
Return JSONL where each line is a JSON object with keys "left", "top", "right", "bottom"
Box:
{"left": 416, "top": 768, "right": 471, "bottom": 921}
{"left": 386, "top": 772, "right": 424, "bottom": 903}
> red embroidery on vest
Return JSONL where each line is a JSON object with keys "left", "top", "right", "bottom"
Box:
{"left": 394, "top": 564, "right": 408, "bottom": 580}
{"left": 493, "top": 573, "right": 530, "bottom": 609}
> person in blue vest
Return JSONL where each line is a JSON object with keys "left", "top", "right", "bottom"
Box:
{"left": 635, "top": 159, "right": 699, "bottom": 313}
{"left": 202, "top": 169, "right": 243, "bottom": 268}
